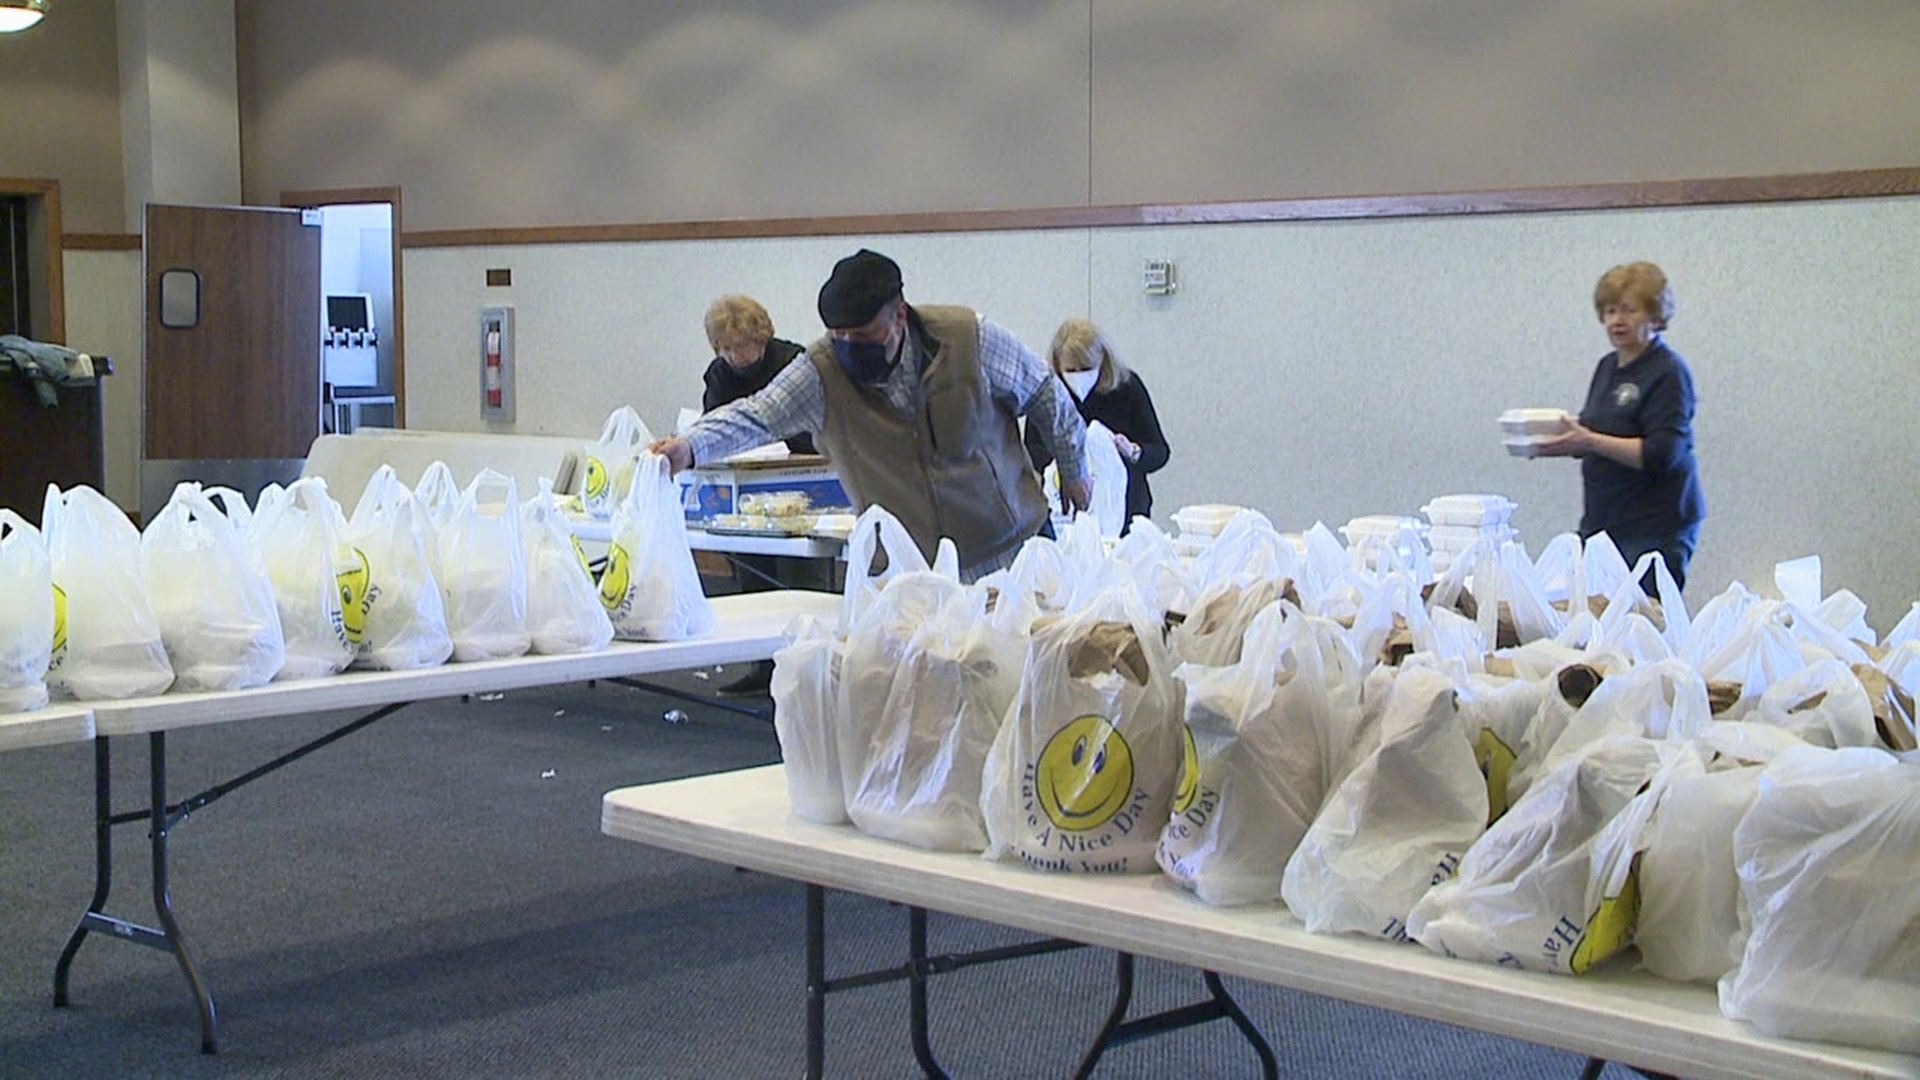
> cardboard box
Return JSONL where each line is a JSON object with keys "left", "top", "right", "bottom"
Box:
{"left": 677, "top": 455, "right": 849, "bottom": 521}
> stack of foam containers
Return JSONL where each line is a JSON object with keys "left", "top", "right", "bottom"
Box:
{"left": 1171, "top": 503, "right": 1246, "bottom": 558}
{"left": 1421, "top": 494, "right": 1517, "bottom": 573}
{"left": 1338, "top": 514, "right": 1428, "bottom": 571}
{"left": 1499, "top": 408, "right": 1571, "bottom": 457}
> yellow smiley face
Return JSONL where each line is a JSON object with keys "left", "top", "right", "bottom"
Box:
{"left": 1173, "top": 725, "right": 1198, "bottom": 815}
{"left": 51, "top": 583, "right": 67, "bottom": 654}
{"left": 584, "top": 457, "right": 610, "bottom": 501}
{"left": 336, "top": 548, "right": 371, "bottom": 645}
{"left": 570, "top": 535, "right": 594, "bottom": 578}
{"left": 598, "top": 541, "right": 631, "bottom": 611}
{"left": 1035, "top": 715, "right": 1135, "bottom": 832}
{"left": 1571, "top": 858, "right": 1641, "bottom": 975}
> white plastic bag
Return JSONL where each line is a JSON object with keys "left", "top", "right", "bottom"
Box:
{"left": 411, "top": 460, "right": 463, "bottom": 532}
{"left": 580, "top": 406, "right": 653, "bottom": 520}
{"left": 1042, "top": 419, "right": 1128, "bottom": 539}
{"left": 981, "top": 585, "right": 1181, "bottom": 872}
{"left": 0, "top": 511, "right": 54, "bottom": 712}
{"left": 840, "top": 504, "right": 939, "bottom": 631}
{"left": 252, "top": 478, "right": 358, "bottom": 680}
{"left": 600, "top": 453, "right": 714, "bottom": 641}
{"left": 519, "top": 482, "right": 613, "bottom": 655}
{"left": 1407, "top": 736, "right": 1698, "bottom": 974}
{"left": 1746, "top": 658, "right": 1879, "bottom": 748}
{"left": 1189, "top": 510, "right": 1299, "bottom": 595}
{"left": 1461, "top": 674, "right": 1546, "bottom": 823}
{"left": 1502, "top": 660, "right": 1611, "bottom": 808}
{"left": 436, "top": 469, "right": 529, "bottom": 661}
{"left": 43, "top": 485, "right": 174, "bottom": 700}
{"left": 1718, "top": 745, "right": 1920, "bottom": 1051}
{"left": 1157, "top": 603, "right": 1342, "bottom": 905}
{"left": 841, "top": 576, "right": 1026, "bottom": 851}
{"left": 1537, "top": 657, "right": 1712, "bottom": 777}
{"left": 1636, "top": 753, "right": 1765, "bottom": 984}
{"left": 1107, "top": 518, "right": 1195, "bottom": 617}
{"left": 343, "top": 466, "right": 452, "bottom": 671}
{"left": 142, "top": 483, "right": 286, "bottom": 691}
{"left": 772, "top": 614, "right": 850, "bottom": 823}
{"left": 1167, "top": 577, "right": 1290, "bottom": 669}
{"left": 1281, "top": 666, "right": 1486, "bottom": 940}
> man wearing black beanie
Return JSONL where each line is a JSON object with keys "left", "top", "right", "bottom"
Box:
{"left": 653, "top": 248, "right": 1090, "bottom": 581}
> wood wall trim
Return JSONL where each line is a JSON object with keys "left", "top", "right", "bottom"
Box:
{"left": 401, "top": 166, "right": 1920, "bottom": 250}
{"left": 62, "top": 233, "right": 142, "bottom": 251}
{"left": 2, "top": 177, "right": 65, "bottom": 342}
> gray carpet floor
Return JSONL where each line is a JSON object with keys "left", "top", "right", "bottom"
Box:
{"left": 0, "top": 668, "right": 1640, "bottom": 1079}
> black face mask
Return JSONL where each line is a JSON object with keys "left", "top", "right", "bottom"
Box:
{"left": 832, "top": 336, "right": 896, "bottom": 385}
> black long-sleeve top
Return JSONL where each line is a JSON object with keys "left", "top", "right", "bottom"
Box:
{"left": 1024, "top": 370, "right": 1170, "bottom": 528}
{"left": 1576, "top": 339, "right": 1705, "bottom": 541}
{"left": 701, "top": 337, "right": 815, "bottom": 455}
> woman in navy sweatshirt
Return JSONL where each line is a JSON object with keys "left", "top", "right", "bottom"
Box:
{"left": 1537, "top": 262, "right": 1706, "bottom": 589}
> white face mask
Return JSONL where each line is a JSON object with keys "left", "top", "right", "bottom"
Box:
{"left": 1060, "top": 369, "right": 1100, "bottom": 400}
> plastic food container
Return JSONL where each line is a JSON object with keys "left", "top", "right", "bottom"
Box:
{"left": 1428, "top": 523, "right": 1516, "bottom": 553}
{"left": 1504, "top": 435, "right": 1558, "bottom": 458}
{"left": 1172, "top": 534, "right": 1213, "bottom": 558}
{"left": 737, "top": 491, "right": 811, "bottom": 516}
{"left": 810, "top": 513, "right": 856, "bottom": 540}
{"left": 1338, "top": 515, "right": 1427, "bottom": 545}
{"left": 1499, "top": 408, "right": 1572, "bottom": 436}
{"left": 1421, "top": 494, "right": 1516, "bottom": 528}
{"left": 1172, "top": 504, "right": 1248, "bottom": 538}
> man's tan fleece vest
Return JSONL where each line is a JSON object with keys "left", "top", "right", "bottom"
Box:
{"left": 809, "top": 304, "right": 1049, "bottom": 574}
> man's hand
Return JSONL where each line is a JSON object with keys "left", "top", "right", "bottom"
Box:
{"left": 1061, "top": 475, "right": 1092, "bottom": 515}
{"left": 650, "top": 436, "right": 694, "bottom": 474}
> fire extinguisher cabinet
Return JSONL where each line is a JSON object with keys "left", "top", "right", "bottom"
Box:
{"left": 480, "top": 306, "right": 514, "bottom": 423}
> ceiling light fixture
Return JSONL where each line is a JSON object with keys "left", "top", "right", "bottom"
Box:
{"left": 0, "top": 0, "right": 47, "bottom": 34}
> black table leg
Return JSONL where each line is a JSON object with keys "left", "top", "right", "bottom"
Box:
{"left": 52, "top": 735, "right": 113, "bottom": 1008}
{"left": 1074, "top": 952, "right": 1139, "bottom": 1079}
{"left": 806, "top": 883, "right": 826, "bottom": 1080}
{"left": 1205, "top": 970, "right": 1278, "bottom": 1079}
{"left": 149, "top": 731, "right": 218, "bottom": 1053}
{"left": 49, "top": 705, "right": 406, "bottom": 1052}
{"left": 1075, "top": 953, "right": 1278, "bottom": 1079}
{"left": 908, "top": 906, "right": 952, "bottom": 1080}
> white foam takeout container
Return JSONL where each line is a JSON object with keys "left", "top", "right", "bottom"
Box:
{"left": 1498, "top": 408, "right": 1572, "bottom": 436}
{"left": 1504, "top": 435, "right": 1558, "bottom": 459}
{"left": 1339, "top": 515, "right": 1427, "bottom": 544}
{"left": 1428, "top": 523, "right": 1517, "bottom": 552}
{"left": 1421, "top": 494, "right": 1516, "bottom": 527}
{"left": 1172, "top": 503, "right": 1250, "bottom": 537}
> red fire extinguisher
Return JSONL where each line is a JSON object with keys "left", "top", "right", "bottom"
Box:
{"left": 484, "top": 325, "right": 503, "bottom": 409}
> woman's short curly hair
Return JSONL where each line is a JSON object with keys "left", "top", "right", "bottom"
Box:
{"left": 704, "top": 295, "right": 775, "bottom": 351}
{"left": 1593, "top": 262, "right": 1676, "bottom": 329}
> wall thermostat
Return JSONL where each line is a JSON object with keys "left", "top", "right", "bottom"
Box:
{"left": 1144, "top": 259, "right": 1177, "bottom": 296}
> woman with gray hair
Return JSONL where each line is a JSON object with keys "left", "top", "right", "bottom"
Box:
{"left": 1536, "top": 262, "right": 1705, "bottom": 588}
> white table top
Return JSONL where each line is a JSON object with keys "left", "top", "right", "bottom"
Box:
{"left": 0, "top": 704, "right": 95, "bottom": 754}
{"left": 85, "top": 590, "right": 836, "bottom": 738}
{"left": 602, "top": 764, "right": 1919, "bottom": 1080}
{"left": 565, "top": 516, "right": 844, "bottom": 559}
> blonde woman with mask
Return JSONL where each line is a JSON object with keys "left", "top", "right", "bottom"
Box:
{"left": 1024, "top": 319, "right": 1170, "bottom": 533}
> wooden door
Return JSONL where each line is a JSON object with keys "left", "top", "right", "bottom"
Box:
{"left": 144, "top": 203, "right": 321, "bottom": 461}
